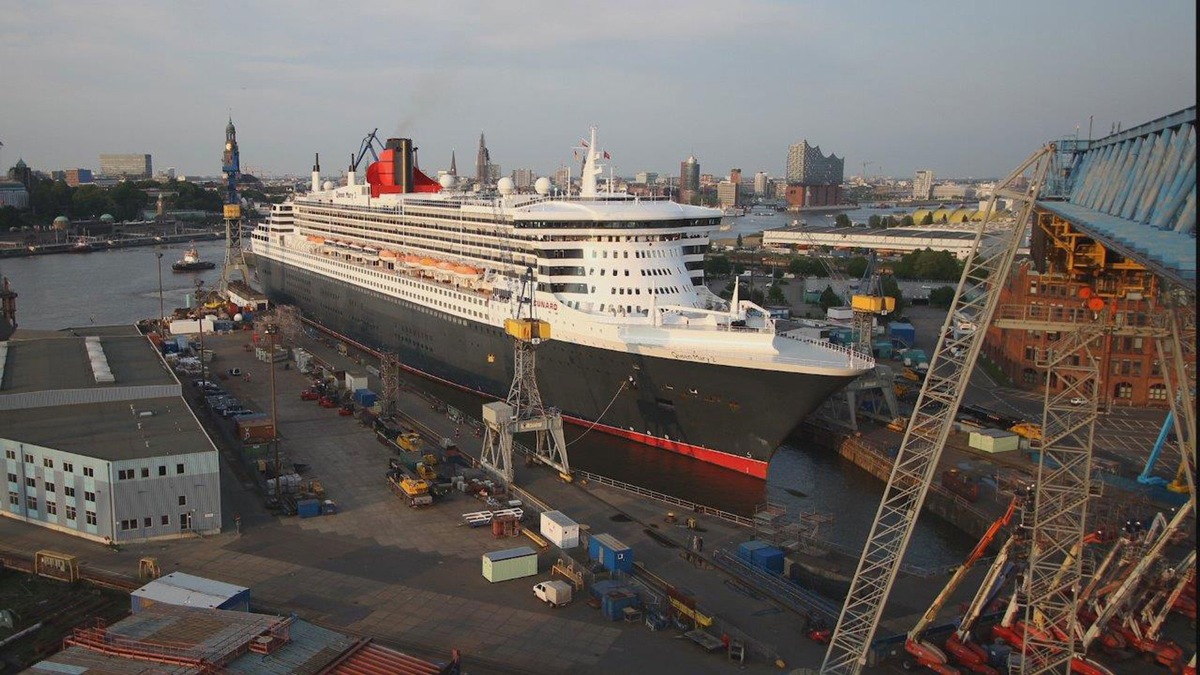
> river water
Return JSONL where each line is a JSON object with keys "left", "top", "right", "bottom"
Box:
{"left": 0, "top": 235, "right": 970, "bottom": 568}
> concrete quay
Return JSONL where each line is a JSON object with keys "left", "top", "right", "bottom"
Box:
{"left": 0, "top": 325, "right": 986, "bottom": 674}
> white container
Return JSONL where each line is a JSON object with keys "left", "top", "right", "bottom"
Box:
{"left": 969, "top": 429, "right": 1020, "bottom": 454}
{"left": 826, "top": 306, "right": 854, "bottom": 321}
{"left": 533, "top": 580, "right": 573, "bottom": 607}
{"left": 345, "top": 372, "right": 368, "bottom": 392}
{"left": 540, "top": 510, "right": 579, "bottom": 549}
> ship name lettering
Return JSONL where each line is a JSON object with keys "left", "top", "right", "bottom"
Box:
{"left": 671, "top": 351, "right": 714, "bottom": 364}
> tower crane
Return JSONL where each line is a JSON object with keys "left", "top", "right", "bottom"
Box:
{"left": 819, "top": 143, "right": 1056, "bottom": 675}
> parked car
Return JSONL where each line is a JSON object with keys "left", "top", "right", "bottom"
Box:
{"left": 1069, "top": 396, "right": 1088, "bottom": 406}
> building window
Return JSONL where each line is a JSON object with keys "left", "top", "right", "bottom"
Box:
{"left": 144, "top": 517, "right": 152, "bottom": 528}
{"left": 1022, "top": 368, "right": 1038, "bottom": 384}
{"left": 120, "top": 519, "right": 134, "bottom": 531}
{"left": 84, "top": 491, "right": 96, "bottom": 502}
{"left": 25, "top": 477, "right": 35, "bottom": 488}
{"left": 64, "top": 486, "right": 75, "bottom": 497}
{"left": 45, "top": 482, "right": 55, "bottom": 493}
{"left": 24, "top": 453, "right": 34, "bottom": 463}
{"left": 1114, "top": 382, "right": 1133, "bottom": 399}
{"left": 176, "top": 464, "right": 185, "bottom": 475}
{"left": 46, "top": 502, "right": 57, "bottom": 515}
{"left": 158, "top": 466, "right": 166, "bottom": 476}
{"left": 178, "top": 495, "right": 187, "bottom": 506}
{"left": 43, "top": 458, "right": 53, "bottom": 469}
{"left": 6, "top": 473, "right": 15, "bottom": 484}
{"left": 7, "top": 492, "right": 17, "bottom": 506}
{"left": 118, "top": 469, "right": 132, "bottom": 480}
{"left": 66, "top": 505, "right": 77, "bottom": 520}
{"left": 64, "top": 462, "right": 74, "bottom": 473}
{"left": 141, "top": 468, "right": 150, "bottom": 478}
{"left": 83, "top": 467, "right": 94, "bottom": 477}
{"left": 1148, "top": 384, "right": 1168, "bottom": 401}
{"left": 86, "top": 511, "right": 97, "bottom": 525}
{"left": 26, "top": 496, "right": 37, "bottom": 510}
{"left": 4, "top": 449, "right": 14, "bottom": 460}
{"left": 162, "top": 515, "right": 169, "bottom": 526}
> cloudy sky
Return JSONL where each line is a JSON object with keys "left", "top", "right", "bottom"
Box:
{"left": 2, "top": 1, "right": 1195, "bottom": 181}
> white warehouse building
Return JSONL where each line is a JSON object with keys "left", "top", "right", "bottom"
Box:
{"left": 763, "top": 224, "right": 991, "bottom": 260}
{"left": 2, "top": 326, "right": 222, "bottom": 543}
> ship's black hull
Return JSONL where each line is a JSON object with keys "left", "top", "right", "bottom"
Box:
{"left": 257, "top": 256, "right": 855, "bottom": 474}
{"left": 173, "top": 262, "right": 216, "bottom": 271}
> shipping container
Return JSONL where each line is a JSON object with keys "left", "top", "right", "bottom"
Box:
{"left": 601, "top": 589, "right": 639, "bottom": 621}
{"left": 236, "top": 418, "right": 275, "bottom": 442}
{"left": 353, "top": 388, "right": 378, "bottom": 408}
{"left": 297, "top": 498, "right": 321, "bottom": 518}
{"left": 345, "top": 372, "right": 368, "bottom": 392}
{"left": 482, "top": 546, "right": 538, "bottom": 583}
{"left": 969, "top": 429, "right": 1020, "bottom": 454}
{"left": 889, "top": 322, "right": 916, "bottom": 347}
{"left": 589, "top": 533, "right": 633, "bottom": 573}
{"left": 737, "top": 540, "right": 771, "bottom": 563}
{"left": 751, "top": 545, "right": 785, "bottom": 573}
{"left": 539, "top": 510, "right": 579, "bottom": 549}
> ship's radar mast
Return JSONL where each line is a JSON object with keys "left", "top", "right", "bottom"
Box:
{"left": 480, "top": 267, "right": 571, "bottom": 484}
{"left": 579, "top": 127, "right": 604, "bottom": 199}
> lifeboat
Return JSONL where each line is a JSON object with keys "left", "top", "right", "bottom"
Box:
{"left": 306, "top": 235, "right": 325, "bottom": 244}
{"left": 418, "top": 257, "right": 437, "bottom": 269}
{"left": 435, "top": 260, "right": 455, "bottom": 272}
{"left": 379, "top": 250, "right": 400, "bottom": 261}
{"left": 452, "top": 264, "right": 481, "bottom": 279}
{"left": 402, "top": 254, "right": 422, "bottom": 268}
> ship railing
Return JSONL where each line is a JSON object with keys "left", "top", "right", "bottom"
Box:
{"left": 778, "top": 332, "right": 876, "bottom": 369}
{"left": 570, "top": 469, "right": 754, "bottom": 529}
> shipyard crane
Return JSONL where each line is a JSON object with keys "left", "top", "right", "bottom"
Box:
{"left": 904, "top": 496, "right": 1020, "bottom": 675}
{"left": 479, "top": 267, "right": 570, "bottom": 484}
{"left": 819, "top": 143, "right": 1056, "bottom": 675}
{"left": 350, "top": 128, "right": 383, "bottom": 174}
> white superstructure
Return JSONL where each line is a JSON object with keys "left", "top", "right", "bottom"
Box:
{"left": 252, "top": 130, "right": 872, "bottom": 377}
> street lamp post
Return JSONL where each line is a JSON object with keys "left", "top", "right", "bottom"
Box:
{"left": 156, "top": 251, "right": 165, "bottom": 332}
{"left": 195, "top": 278, "right": 206, "bottom": 387}
{"left": 265, "top": 323, "right": 280, "bottom": 500}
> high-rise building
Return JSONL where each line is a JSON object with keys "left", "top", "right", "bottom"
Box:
{"left": 913, "top": 170, "right": 935, "bottom": 200}
{"left": 100, "top": 153, "right": 152, "bottom": 179}
{"left": 475, "top": 133, "right": 490, "bottom": 186}
{"left": 634, "top": 171, "right": 659, "bottom": 185}
{"left": 717, "top": 169, "right": 742, "bottom": 209}
{"left": 64, "top": 168, "right": 93, "bottom": 186}
{"left": 553, "top": 164, "right": 570, "bottom": 190}
{"left": 679, "top": 155, "right": 700, "bottom": 204}
{"left": 512, "top": 168, "right": 535, "bottom": 190}
{"left": 784, "top": 140, "right": 843, "bottom": 208}
{"left": 753, "top": 171, "right": 769, "bottom": 197}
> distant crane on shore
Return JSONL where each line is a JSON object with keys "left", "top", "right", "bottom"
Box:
{"left": 860, "top": 160, "right": 874, "bottom": 181}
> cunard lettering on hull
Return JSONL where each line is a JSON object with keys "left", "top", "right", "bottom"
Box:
{"left": 251, "top": 129, "right": 874, "bottom": 478}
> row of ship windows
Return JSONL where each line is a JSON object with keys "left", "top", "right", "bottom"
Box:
{"left": 7, "top": 494, "right": 95, "bottom": 523}
{"left": 7, "top": 474, "right": 95, "bottom": 501}
{"left": 7, "top": 450, "right": 95, "bottom": 476}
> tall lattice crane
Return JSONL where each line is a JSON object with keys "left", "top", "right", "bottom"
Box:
{"left": 480, "top": 268, "right": 570, "bottom": 484}
{"left": 819, "top": 144, "right": 1055, "bottom": 675}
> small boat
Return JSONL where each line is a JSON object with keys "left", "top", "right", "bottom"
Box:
{"left": 70, "top": 236, "right": 95, "bottom": 253}
{"left": 172, "top": 245, "right": 216, "bottom": 271}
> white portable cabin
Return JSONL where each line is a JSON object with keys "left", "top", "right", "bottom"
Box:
{"left": 540, "top": 510, "right": 580, "bottom": 549}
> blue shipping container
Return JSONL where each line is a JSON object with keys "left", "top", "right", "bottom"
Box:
{"left": 889, "top": 322, "right": 916, "bottom": 346}
{"left": 354, "top": 389, "right": 378, "bottom": 407}
{"left": 601, "top": 589, "right": 639, "bottom": 621}
{"left": 296, "top": 498, "right": 321, "bottom": 519}
{"left": 737, "top": 540, "right": 771, "bottom": 563}
{"left": 589, "top": 533, "right": 633, "bottom": 573}
{"left": 751, "top": 545, "right": 785, "bottom": 574}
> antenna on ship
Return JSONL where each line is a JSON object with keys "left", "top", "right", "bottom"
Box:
{"left": 479, "top": 266, "right": 571, "bottom": 486}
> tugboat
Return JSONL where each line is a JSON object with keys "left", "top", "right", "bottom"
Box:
{"left": 172, "top": 245, "right": 216, "bottom": 271}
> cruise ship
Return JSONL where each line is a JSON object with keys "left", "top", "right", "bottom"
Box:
{"left": 251, "top": 130, "right": 873, "bottom": 477}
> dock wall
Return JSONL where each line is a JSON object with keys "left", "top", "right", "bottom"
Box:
{"left": 803, "top": 422, "right": 997, "bottom": 542}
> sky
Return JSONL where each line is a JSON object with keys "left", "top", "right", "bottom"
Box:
{"left": 1, "top": 1, "right": 1195, "bottom": 182}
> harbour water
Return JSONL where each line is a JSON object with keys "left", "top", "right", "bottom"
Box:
{"left": 0, "top": 236, "right": 971, "bottom": 567}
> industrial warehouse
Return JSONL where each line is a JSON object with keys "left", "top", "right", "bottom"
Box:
{"left": 1, "top": 326, "right": 222, "bottom": 543}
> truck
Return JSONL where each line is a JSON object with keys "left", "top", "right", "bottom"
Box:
{"left": 388, "top": 474, "right": 433, "bottom": 507}
{"left": 533, "top": 580, "right": 573, "bottom": 608}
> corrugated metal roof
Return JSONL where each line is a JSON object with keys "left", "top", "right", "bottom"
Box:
{"left": 132, "top": 572, "right": 248, "bottom": 609}
{"left": 224, "top": 619, "right": 356, "bottom": 675}
{"left": 1044, "top": 106, "right": 1197, "bottom": 289}
{"left": 590, "top": 533, "right": 629, "bottom": 550}
{"left": 483, "top": 545, "right": 536, "bottom": 562}
{"left": 540, "top": 510, "right": 576, "bottom": 527}
{"left": 323, "top": 640, "right": 442, "bottom": 675}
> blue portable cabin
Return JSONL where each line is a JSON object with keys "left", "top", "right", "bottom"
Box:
{"left": 751, "top": 545, "right": 785, "bottom": 573}
{"left": 296, "top": 498, "right": 321, "bottom": 518}
{"left": 589, "top": 533, "right": 634, "bottom": 573}
{"left": 737, "top": 540, "right": 771, "bottom": 563}
{"left": 889, "top": 322, "right": 916, "bottom": 347}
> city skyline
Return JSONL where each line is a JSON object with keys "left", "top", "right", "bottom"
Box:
{"left": 1, "top": 1, "right": 1194, "bottom": 181}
